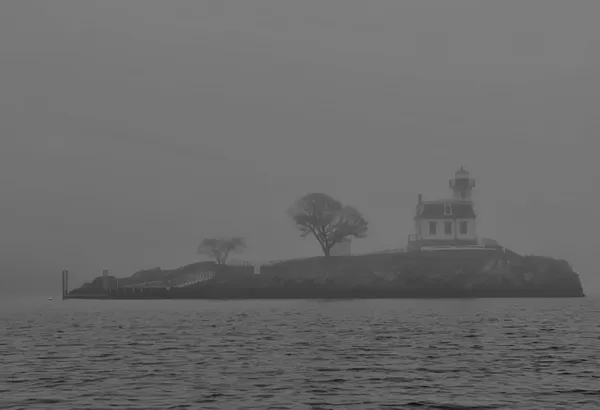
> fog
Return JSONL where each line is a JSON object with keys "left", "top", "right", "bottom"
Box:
{"left": 1, "top": 0, "right": 598, "bottom": 294}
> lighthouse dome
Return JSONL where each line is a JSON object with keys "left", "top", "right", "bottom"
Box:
{"left": 455, "top": 166, "right": 469, "bottom": 178}
{"left": 449, "top": 167, "right": 475, "bottom": 200}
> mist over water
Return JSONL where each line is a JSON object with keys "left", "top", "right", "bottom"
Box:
{"left": 2, "top": 297, "right": 599, "bottom": 409}
{"left": 1, "top": 1, "right": 600, "bottom": 293}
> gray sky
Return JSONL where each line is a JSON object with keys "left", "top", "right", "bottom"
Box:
{"left": 1, "top": 0, "right": 599, "bottom": 293}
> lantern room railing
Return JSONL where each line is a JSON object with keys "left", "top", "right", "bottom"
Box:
{"left": 449, "top": 179, "right": 475, "bottom": 189}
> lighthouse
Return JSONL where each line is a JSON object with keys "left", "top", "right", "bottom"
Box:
{"left": 408, "top": 167, "right": 479, "bottom": 251}
{"left": 449, "top": 166, "right": 475, "bottom": 201}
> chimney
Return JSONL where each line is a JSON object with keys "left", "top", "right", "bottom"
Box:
{"left": 418, "top": 193, "right": 422, "bottom": 204}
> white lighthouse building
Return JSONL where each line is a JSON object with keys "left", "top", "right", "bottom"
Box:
{"left": 408, "top": 167, "right": 480, "bottom": 251}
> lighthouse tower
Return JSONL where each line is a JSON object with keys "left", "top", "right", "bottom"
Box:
{"left": 449, "top": 166, "right": 475, "bottom": 201}
{"left": 408, "top": 166, "right": 479, "bottom": 251}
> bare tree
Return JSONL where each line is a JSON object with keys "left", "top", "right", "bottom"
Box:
{"left": 288, "top": 193, "right": 368, "bottom": 257}
{"left": 197, "top": 237, "right": 246, "bottom": 265}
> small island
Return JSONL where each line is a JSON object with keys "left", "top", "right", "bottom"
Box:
{"left": 66, "top": 167, "right": 585, "bottom": 299}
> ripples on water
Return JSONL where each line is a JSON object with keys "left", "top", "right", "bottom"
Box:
{"left": 1, "top": 297, "right": 599, "bottom": 409}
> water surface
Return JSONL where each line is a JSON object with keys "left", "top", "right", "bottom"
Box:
{"left": 1, "top": 296, "right": 599, "bottom": 409}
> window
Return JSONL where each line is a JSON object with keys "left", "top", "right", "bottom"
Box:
{"left": 460, "top": 221, "right": 468, "bottom": 235}
{"left": 429, "top": 221, "right": 437, "bottom": 235}
{"left": 444, "top": 221, "right": 452, "bottom": 235}
{"left": 444, "top": 203, "right": 452, "bottom": 215}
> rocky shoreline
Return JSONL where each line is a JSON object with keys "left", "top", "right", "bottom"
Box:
{"left": 67, "top": 289, "right": 583, "bottom": 299}
{"left": 67, "top": 247, "right": 585, "bottom": 299}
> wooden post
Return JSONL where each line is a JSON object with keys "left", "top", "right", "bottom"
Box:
{"left": 62, "top": 269, "right": 69, "bottom": 299}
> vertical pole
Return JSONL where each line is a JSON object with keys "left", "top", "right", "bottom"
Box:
{"left": 64, "top": 269, "right": 69, "bottom": 297}
{"left": 61, "top": 269, "right": 65, "bottom": 299}
{"left": 102, "top": 269, "right": 108, "bottom": 291}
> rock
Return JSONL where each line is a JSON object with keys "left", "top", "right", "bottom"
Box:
{"left": 70, "top": 248, "right": 585, "bottom": 298}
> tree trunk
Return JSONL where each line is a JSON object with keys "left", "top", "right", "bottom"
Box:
{"left": 222, "top": 250, "right": 231, "bottom": 265}
{"left": 317, "top": 239, "right": 331, "bottom": 257}
{"left": 313, "top": 232, "right": 329, "bottom": 257}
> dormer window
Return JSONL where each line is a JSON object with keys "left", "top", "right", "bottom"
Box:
{"left": 444, "top": 203, "right": 452, "bottom": 215}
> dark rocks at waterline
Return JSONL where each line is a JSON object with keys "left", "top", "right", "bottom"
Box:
{"left": 68, "top": 247, "right": 584, "bottom": 299}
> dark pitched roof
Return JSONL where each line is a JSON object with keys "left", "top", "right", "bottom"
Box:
{"left": 415, "top": 202, "right": 476, "bottom": 219}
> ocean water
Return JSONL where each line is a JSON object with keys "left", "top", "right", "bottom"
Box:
{"left": 1, "top": 296, "right": 599, "bottom": 410}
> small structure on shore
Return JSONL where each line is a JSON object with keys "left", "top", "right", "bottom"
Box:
{"left": 330, "top": 238, "right": 352, "bottom": 256}
{"left": 101, "top": 269, "right": 110, "bottom": 290}
{"left": 408, "top": 167, "right": 483, "bottom": 251}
